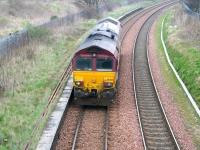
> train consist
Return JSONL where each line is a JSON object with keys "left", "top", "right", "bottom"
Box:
{"left": 72, "top": 17, "right": 121, "bottom": 106}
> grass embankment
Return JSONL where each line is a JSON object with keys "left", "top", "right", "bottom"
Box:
{"left": 0, "top": 0, "right": 78, "bottom": 37}
{"left": 0, "top": 1, "right": 163, "bottom": 149}
{"left": 0, "top": 20, "right": 96, "bottom": 149}
{"left": 155, "top": 10, "right": 200, "bottom": 147}
{"left": 163, "top": 11, "right": 200, "bottom": 108}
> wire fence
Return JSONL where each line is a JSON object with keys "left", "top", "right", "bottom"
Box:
{"left": 181, "top": 0, "right": 200, "bottom": 19}
{"left": 0, "top": 4, "right": 112, "bottom": 58}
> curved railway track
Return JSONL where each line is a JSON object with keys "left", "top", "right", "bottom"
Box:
{"left": 117, "top": 0, "right": 180, "bottom": 149}
{"left": 49, "top": 1, "right": 182, "bottom": 150}
{"left": 132, "top": 2, "right": 180, "bottom": 150}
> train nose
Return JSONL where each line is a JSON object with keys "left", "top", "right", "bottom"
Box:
{"left": 91, "top": 78, "right": 96, "bottom": 83}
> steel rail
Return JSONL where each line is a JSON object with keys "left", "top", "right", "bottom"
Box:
{"left": 71, "top": 107, "right": 108, "bottom": 150}
{"left": 71, "top": 107, "right": 85, "bottom": 150}
{"left": 118, "top": 0, "right": 174, "bottom": 25}
{"left": 104, "top": 107, "right": 109, "bottom": 150}
{"left": 147, "top": 20, "right": 180, "bottom": 150}
{"left": 117, "top": 1, "right": 178, "bottom": 149}
{"left": 133, "top": 1, "right": 180, "bottom": 149}
{"left": 118, "top": 1, "right": 176, "bottom": 56}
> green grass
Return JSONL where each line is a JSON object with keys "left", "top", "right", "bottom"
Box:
{"left": 0, "top": 20, "right": 96, "bottom": 150}
{"left": 26, "top": 23, "right": 51, "bottom": 40}
{"left": 48, "top": 2, "right": 62, "bottom": 13}
{"left": 0, "top": 17, "right": 9, "bottom": 26}
{"left": 156, "top": 14, "right": 200, "bottom": 148}
{"left": 163, "top": 13, "right": 200, "bottom": 108}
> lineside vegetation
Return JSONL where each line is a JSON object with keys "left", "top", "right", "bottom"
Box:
{"left": 0, "top": 0, "right": 162, "bottom": 149}
{"left": 0, "top": 20, "right": 96, "bottom": 149}
{"left": 163, "top": 6, "right": 200, "bottom": 108}
{"left": 156, "top": 10, "right": 200, "bottom": 148}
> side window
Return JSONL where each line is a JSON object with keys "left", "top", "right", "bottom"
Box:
{"left": 76, "top": 57, "right": 92, "bottom": 71}
{"left": 96, "top": 58, "right": 113, "bottom": 71}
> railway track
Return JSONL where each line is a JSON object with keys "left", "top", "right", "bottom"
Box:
{"left": 71, "top": 106, "right": 109, "bottom": 150}
{"left": 53, "top": 104, "right": 109, "bottom": 150}
{"left": 132, "top": 2, "right": 180, "bottom": 150}
{"left": 117, "top": 0, "right": 180, "bottom": 149}
{"left": 39, "top": 1, "right": 182, "bottom": 150}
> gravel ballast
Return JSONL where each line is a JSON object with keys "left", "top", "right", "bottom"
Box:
{"left": 75, "top": 107, "right": 106, "bottom": 149}
{"left": 54, "top": 105, "right": 81, "bottom": 150}
{"left": 148, "top": 18, "right": 196, "bottom": 150}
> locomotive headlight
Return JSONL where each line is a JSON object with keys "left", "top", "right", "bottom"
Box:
{"left": 103, "top": 82, "right": 113, "bottom": 88}
{"left": 75, "top": 81, "right": 83, "bottom": 87}
{"left": 76, "top": 81, "right": 81, "bottom": 85}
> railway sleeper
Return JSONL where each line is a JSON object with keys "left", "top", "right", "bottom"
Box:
{"left": 137, "top": 93, "right": 156, "bottom": 97}
{"left": 139, "top": 103, "right": 159, "bottom": 107}
{"left": 139, "top": 105, "right": 161, "bottom": 110}
{"left": 137, "top": 97, "right": 158, "bottom": 102}
{"left": 139, "top": 109, "right": 161, "bottom": 114}
{"left": 136, "top": 84, "right": 154, "bottom": 89}
{"left": 135, "top": 72, "right": 151, "bottom": 77}
{"left": 146, "top": 138, "right": 174, "bottom": 145}
{"left": 135, "top": 76, "right": 152, "bottom": 81}
{"left": 136, "top": 92, "right": 156, "bottom": 95}
{"left": 144, "top": 130, "right": 170, "bottom": 137}
{"left": 138, "top": 100, "right": 158, "bottom": 104}
{"left": 135, "top": 92, "right": 155, "bottom": 97}
{"left": 141, "top": 115, "right": 163, "bottom": 120}
{"left": 147, "top": 146, "right": 176, "bottom": 150}
{"left": 143, "top": 124, "right": 167, "bottom": 129}
{"left": 146, "top": 141, "right": 176, "bottom": 150}
{"left": 145, "top": 128, "right": 175, "bottom": 138}
{"left": 134, "top": 75, "right": 152, "bottom": 80}
{"left": 142, "top": 119, "right": 165, "bottom": 124}
{"left": 140, "top": 103, "right": 159, "bottom": 109}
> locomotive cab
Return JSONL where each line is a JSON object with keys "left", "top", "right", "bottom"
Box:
{"left": 72, "top": 47, "right": 118, "bottom": 106}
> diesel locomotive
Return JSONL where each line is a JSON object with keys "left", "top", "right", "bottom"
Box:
{"left": 72, "top": 17, "right": 121, "bottom": 106}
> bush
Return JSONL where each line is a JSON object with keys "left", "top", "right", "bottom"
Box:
{"left": 26, "top": 23, "right": 51, "bottom": 40}
{"left": 50, "top": 15, "right": 58, "bottom": 20}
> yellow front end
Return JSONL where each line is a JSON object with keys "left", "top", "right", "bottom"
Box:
{"left": 73, "top": 71, "right": 117, "bottom": 93}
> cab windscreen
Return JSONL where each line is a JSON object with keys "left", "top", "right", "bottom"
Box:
{"left": 96, "top": 58, "right": 112, "bottom": 71}
{"left": 76, "top": 57, "right": 92, "bottom": 70}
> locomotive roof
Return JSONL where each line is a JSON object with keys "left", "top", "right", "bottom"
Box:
{"left": 94, "top": 22, "right": 120, "bottom": 35}
{"left": 77, "top": 33, "right": 117, "bottom": 55}
{"left": 94, "top": 17, "right": 121, "bottom": 35}
{"left": 76, "top": 17, "right": 121, "bottom": 56}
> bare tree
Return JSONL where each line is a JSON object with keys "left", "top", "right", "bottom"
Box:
{"left": 74, "top": 0, "right": 102, "bottom": 14}
{"left": 184, "top": 0, "right": 200, "bottom": 12}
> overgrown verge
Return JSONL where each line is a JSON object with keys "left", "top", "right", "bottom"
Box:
{"left": 155, "top": 7, "right": 200, "bottom": 147}
{"left": 163, "top": 6, "right": 200, "bottom": 108}
{"left": 0, "top": 20, "right": 96, "bottom": 149}
{"left": 0, "top": 1, "right": 162, "bottom": 149}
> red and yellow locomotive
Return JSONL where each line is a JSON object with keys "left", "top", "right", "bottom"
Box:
{"left": 72, "top": 17, "right": 121, "bottom": 106}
